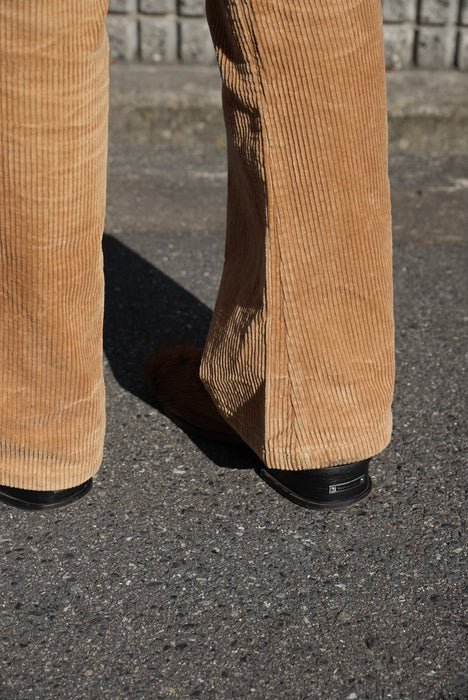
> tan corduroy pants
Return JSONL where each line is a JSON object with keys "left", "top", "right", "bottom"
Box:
{"left": 0, "top": 0, "right": 394, "bottom": 490}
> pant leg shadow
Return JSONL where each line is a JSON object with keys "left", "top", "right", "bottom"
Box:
{"left": 102, "top": 234, "right": 259, "bottom": 470}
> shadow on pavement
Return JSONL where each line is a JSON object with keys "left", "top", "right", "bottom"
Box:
{"left": 103, "top": 233, "right": 259, "bottom": 470}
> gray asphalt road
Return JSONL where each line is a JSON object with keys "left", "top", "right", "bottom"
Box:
{"left": 1, "top": 76, "right": 467, "bottom": 700}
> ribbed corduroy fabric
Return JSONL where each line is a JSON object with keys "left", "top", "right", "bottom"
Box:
{"left": 0, "top": 1, "right": 109, "bottom": 490}
{"left": 0, "top": 0, "right": 394, "bottom": 491}
{"left": 200, "top": 0, "right": 395, "bottom": 470}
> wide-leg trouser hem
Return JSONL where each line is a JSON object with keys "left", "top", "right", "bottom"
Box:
{"left": 233, "top": 414, "right": 392, "bottom": 471}
{"left": 0, "top": 0, "right": 109, "bottom": 490}
{"left": 0, "top": 451, "right": 103, "bottom": 492}
{"left": 201, "top": 0, "right": 395, "bottom": 470}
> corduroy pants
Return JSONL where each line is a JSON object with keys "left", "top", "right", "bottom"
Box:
{"left": 0, "top": 0, "right": 394, "bottom": 490}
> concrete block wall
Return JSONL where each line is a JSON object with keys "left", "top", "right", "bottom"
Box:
{"left": 107, "top": 0, "right": 468, "bottom": 69}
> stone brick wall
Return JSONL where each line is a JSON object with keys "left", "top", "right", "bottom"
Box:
{"left": 107, "top": 0, "right": 468, "bottom": 70}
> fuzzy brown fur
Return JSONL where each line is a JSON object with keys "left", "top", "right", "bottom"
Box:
{"left": 144, "top": 343, "right": 238, "bottom": 436}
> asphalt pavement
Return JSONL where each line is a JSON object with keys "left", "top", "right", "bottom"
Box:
{"left": 0, "top": 66, "right": 466, "bottom": 700}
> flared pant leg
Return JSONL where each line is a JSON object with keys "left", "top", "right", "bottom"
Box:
{"left": 0, "top": 1, "right": 109, "bottom": 490}
{"left": 201, "top": 0, "right": 395, "bottom": 470}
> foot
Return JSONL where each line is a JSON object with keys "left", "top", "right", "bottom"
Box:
{"left": 145, "top": 343, "right": 373, "bottom": 510}
{"left": 257, "top": 461, "right": 372, "bottom": 510}
{"left": 0, "top": 479, "right": 93, "bottom": 511}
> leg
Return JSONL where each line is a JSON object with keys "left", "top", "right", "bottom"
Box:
{"left": 201, "top": 0, "right": 394, "bottom": 472}
{"left": 0, "top": 1, "right": 109, "bottom": 498}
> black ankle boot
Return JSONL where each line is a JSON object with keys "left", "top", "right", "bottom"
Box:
{"left": 0, "top": 479, "right": 93, "bottom": 511}
{"left": 257, "top": 460, "right": 372, "bottom": 510}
